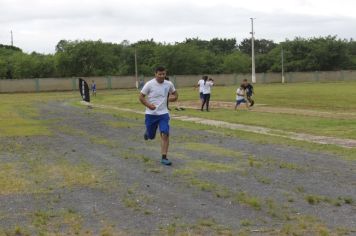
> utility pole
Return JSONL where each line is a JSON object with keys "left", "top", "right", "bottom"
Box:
{"left": 281, "top": 46, "right": 285, "bottom": 83}
{"left": 250, "top": 18, "right": 256, "bottom": 83}
{"left": 134, "top": 49, "right": 138, "bottom": 89}
{"left": 10, "top": 30, "right": 13, "bottom": 46}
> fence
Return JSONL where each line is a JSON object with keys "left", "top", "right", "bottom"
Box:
{"left": 1, "top": 70, "right": 356, "bottom": 93}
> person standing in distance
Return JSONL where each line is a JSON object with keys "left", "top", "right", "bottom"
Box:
{"left": 91, "top": 80, "right": 96, "bottom": 97}
{"left": 196, "top": 76, "right": 205, "bottom": 106}
{"left": 201, "top": 76, "right": 214, "bottom": 112}
{"left": 139, "top": 66, "right": 178, "bottom": 166}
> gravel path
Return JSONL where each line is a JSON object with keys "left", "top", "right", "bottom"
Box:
{"left": 0, "top": 101, "right": 355, "bottom": 235}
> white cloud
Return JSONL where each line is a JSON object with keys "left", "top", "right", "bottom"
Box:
{"left": 0, "top": 0, "right": 355, "bottom": 53}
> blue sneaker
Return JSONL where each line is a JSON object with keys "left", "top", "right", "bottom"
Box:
{"left": 161, "top": 158, "right": 172, "bottom": 166}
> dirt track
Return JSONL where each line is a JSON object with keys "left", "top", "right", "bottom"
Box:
{"left": 90, "top": 102, "right": 356, "bottom": 148}
{"left": 0, "top": 101, "right": 355, "bottom": 234}
{"left": 177, "top": 101, "right": 356, "bottom": 120}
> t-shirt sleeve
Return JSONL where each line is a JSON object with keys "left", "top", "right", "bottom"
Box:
{"left": 169, "top": 82, "right": 176, "bottom": 93}
{"left": 141, "top": 82, "right": 150, "bottom": 95}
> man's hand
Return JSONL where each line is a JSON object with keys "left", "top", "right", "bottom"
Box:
{"left": 147, "top": 104, "right": 156, "bottom": 110}
{"left": 139, "top": 93, "right": 156, "bottom": 110}
{"left": 169, "top": 91, "right": 179, "bottom": 102}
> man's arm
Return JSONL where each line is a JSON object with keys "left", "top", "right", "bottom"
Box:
{"left": 169, "top": 91, "right": 178, "bottom": 102}
{"left": 139, "top": 93, "right": 156, "bottom": 110}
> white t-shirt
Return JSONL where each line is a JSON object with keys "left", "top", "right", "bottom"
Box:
{"left": 141, "top": 78, "right": 176, "bottom": 115}
{"left": 197, "top": 79, "right": 204, "bottom": 93}
{"left": 236, "top": 88, "right": 245, "bottom": 100}
{"left": 202, "top": 81, "right": 214, "bottom": 94}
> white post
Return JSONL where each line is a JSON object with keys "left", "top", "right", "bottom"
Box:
{"left": 281, "top": 46, "right": 285, "bottom": 84}
{"left": 250, "top": 18, "right": 256, "bottom": 84}
{"left": 10, "top": 30, "right": 13, "bottom": 46}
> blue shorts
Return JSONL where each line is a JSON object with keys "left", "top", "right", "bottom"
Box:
{"left": 236, "top": 99, "right": 247, "bottom": 105}
{"left": 145, "top": 113, "right": 170, "bottom": 140}
{"left": 199, "top": 92, "right": 204, "bottom": 100}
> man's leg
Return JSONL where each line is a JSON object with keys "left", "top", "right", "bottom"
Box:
{"left": 245, "top": 101, "right": 249, "bottom": 109}
{"left": 159, "top": 114, "right": 171, "bottom": 165}
{"left": 144, "top": 114, "right": 158, "bottom": 140}
{"left": 201, "top": 95, "right": 206, "bottom": 111}
{"left": 206, "top": 94, "right": 211, "bottom": 111}
{"left": 160, "top": 133, "right": 169, "bottom": 156}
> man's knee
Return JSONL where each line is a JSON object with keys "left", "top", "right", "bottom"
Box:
{"left": 160, "top": 132, "right": 169, "bottom": 139}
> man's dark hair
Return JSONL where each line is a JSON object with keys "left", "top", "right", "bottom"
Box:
{"left": 155, "top": 66, "right": 166, "bottom": 73}
{"left": 243, "top": 79, "right": 248, "bottom": 82}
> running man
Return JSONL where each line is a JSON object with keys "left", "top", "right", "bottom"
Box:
{"left": 201, "top": 76, "right": 214, "bottom": 112}
{"left": 242, "top": 79, "right": 255, "bottom": 107}
{"left": 139, "top": 66, "right": 178, "bottom": 166}
{"left": 235, "top": 84, "right": 249, "bottom": 110}
{"left": 91, "top": 80, "right": 96, "bottom": 97}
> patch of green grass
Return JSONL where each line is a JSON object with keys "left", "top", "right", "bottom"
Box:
{"left": 305, "top": 194, "right": 354, "bottom": 206}
{"left": 173, "top": 168, "right": 232, "bottom": 198}
{"left": 0, "top": 100, "right": 50, "bottom": 137}
{"left": 31, "top": 208, "right": 83, "bottom": 234}
{"left": 254, "top": 174, "right": 271, "bottom": 185}
{"left": 0, "top": 91, "right": 79, "bottom": 137}
{"left": 0, "top": 158, "right": 106, "bottom": 195}
{"left": 171, "top": 119, "right": 356, "bottom": 160}
{"left": 188, "top": 160, "right": 237, "bottom": 173}
{"left": 248, "top": 156, "right": 263, "bottom": 168}
{"left": 278, "top": 161, "right": 303, "bottom": 171}
{"left": 59, "top": 125, "right": 88, "bottom": 136}
{"left": 159, "top": 218, "right": 233, "bottom": 236}
{"left": 234, "top": 191, "right": 262, "bottom": 210}
{"left": 278, "top": 215, "right": 346, "bottom": 236}
{"left": 240, "top": 219, "right": 252, "bottom": 227}
{"left": 0, "top": 226, "right": 31, "bottom": 236}
{"left": 122, "top": 185, "right": 152, "bottom": 212}
{"left": 184, "top": 142, "right": 243, "bottom": 158}
{"left": 0, "top": 163, "right": 31, "bottom": 195}
{"left": 123, "top": 197, "right": 141, "bottom": 210}
{"left": 89, "top": 135, "right": 118, "bottom": 148}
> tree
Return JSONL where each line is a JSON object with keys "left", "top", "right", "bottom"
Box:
{"left": 222, "top": 52, "right": 250, "bottom": 73}
{"left": 239, "top": 38, "right": 277, "bottom": 55}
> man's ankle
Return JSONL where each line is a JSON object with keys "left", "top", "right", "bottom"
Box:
{"left": 162, "top": 154, "right": 167, "bottom": 159}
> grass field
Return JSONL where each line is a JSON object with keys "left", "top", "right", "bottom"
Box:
{"left": 0, "top": 81, "right": 355, "bottom": 235}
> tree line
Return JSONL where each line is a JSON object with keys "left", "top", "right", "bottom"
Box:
{"left": 1, "top": 36, "right": 356, "bottom": 79}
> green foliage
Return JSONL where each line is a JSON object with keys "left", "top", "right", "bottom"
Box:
{"left": 222, "top": 51, "right": 250, "bottom": 73}
{"left": 1, "top": 36, "right": 356, "bottom": 79}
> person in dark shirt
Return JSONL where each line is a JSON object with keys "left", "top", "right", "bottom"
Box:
{"left": 242, "top": 79, "right": 255, "bottom": 107}
{"left": 91, "top": 80, "right": 96, "bottom": 97}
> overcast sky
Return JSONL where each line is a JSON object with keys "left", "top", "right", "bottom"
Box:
{"left": 0, "top": 0, "right": 355, "bottom": 53}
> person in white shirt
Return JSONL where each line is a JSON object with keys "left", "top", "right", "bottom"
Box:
{"left": 196, "top": 77, "right": 205, "bottom": 102}
{"left": 139, "top": 66, "right": 178, "bottom": 166}
{"left": 235, "top": 84, "right": 249, "bottom": 110}
{"left": 201, "top": 76, "right": 214, "bottom": 112}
